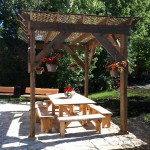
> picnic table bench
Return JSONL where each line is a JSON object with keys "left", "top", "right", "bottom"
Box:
{"left": 58, "top": 114, "right": 105, "bottom": 137}
{"left": 35, "top": 102, "right": 54, "bottom": 133}
{"left": 88, "top": 104, "right": 112, "bottom": 128}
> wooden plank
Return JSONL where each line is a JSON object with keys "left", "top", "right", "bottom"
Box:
{"left": 88, "top": 104, "right": 112, "bottom": 128}
{"left": 88, "top": 104, "right": 112, "bottom": 114}
{"left": 30, "top": 22, "right": 131, "bottom": 35}
{"left": 25, "top": 87, "right": 59, "bottom": 94}
{"left": 35, "top": 31, "right": 71, "bottom": 66}
{"left": 58, "top": 114, "right": 105, "bottom": 122}
{"left": 88, "top": 41, "right": 97, "bottom": 68}
{"left": 63, "top": 45, "right": 84, "bottom": 69}
{"left": 28, "top": 28, "right": 36, "bottom": 139}
{"left": 0, "top": 87, "right": 14, "bottom": 93}
{"left": 93, "top": 33, "right": 125, "bottom": 62}
{"left": 84, "top": 45, "right": 89, "bottom": 97}
{"left": 119, "top": 35, "right": 128, "bottom": 134}
{"left": 72, "top": 33, "right": 91, "bottom": 45}
{"left": 35, "top": 43, "right": 84, "bottom": 50}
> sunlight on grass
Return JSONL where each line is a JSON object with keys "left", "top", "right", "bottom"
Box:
{"left": 89, "top": 90, "right": 120, "bottom": 99}
{"left": 89, "top": 88, "right": 150, "bottom": 99}
{"left": 127, "top": 89, "right": 150, "bottom": 98}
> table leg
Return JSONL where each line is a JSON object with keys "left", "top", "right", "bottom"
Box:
{"left": 69, "top": 105, "right": 73, "bottom": 115}
{"left": 52, "top": 104, "right": 55, "bottom": 115}
{"left": 45, "top": 101, "right": 51, "bottom": 111}
{"left": 82, "top": 104, "right": 87, "bottom": 125}
{"left": 59, "top": 105, "right": 63, "bottom": 117}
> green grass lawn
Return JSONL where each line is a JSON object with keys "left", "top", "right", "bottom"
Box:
{"left": 89, "top": 88, "right": 150, "bottom": 121}
{"left": 89, "top": 88, "right": 150, "bottom": 99}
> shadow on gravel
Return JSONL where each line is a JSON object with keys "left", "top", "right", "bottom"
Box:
{"left": 94, "top": 96, "right": 150, "bottom": 149}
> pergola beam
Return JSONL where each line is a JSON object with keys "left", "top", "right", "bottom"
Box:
{"left": 63, "top": 45, "right": 84, "bottom": 69}
{"left": 34, "top": 31, "right": 71, "bottom": 66}
{"left": 30, "top": 22, "right": 131, "bottom": 35}
{"left": 93, "top": 33, "right": 125, "bottom": 62}
{"left": 35, "top": 43, "right": 84, "bottom": 51}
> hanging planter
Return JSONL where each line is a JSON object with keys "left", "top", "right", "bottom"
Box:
{"left": 42, "top": 53, "right": 62, "bottom": 72}
{"left": 46, "top": 64, "right": 58, "bottom": 72}
{"left": 35, "top": 67, "right": 44, "bottom": 75}
{"left": 69, "top": 63, "right": 77, "bottom": 71}
{"left": 105, "top": 61, "right": 127, "bottom": 77}
{"left": 110, "top": 70, "right": 118, "bottom": 78}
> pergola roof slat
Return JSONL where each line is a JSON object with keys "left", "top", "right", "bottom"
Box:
{"left": 18, "top": 11, "right": 139, "bottom": 44}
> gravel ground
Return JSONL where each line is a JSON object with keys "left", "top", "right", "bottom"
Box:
{"left": 0, "top": 101, "right": 149, "bottom": 150}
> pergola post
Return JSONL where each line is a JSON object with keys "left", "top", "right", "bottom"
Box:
{"left": 84, "top": 45, "right": 88, "bottom": 97}
{"left": 119, "top": 35, "right": 128, "bottom": 134}
{"left": 28, "top": 30, "right": 36, "bottom": 139}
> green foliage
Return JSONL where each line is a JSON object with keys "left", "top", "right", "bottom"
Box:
{"left": 0, "top": 0, "right": 149, "bottom": 91}
{"left": 144, "top": 113, "right": 150, "bottom": 122}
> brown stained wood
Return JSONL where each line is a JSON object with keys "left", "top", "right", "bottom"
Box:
{"left": 93, "top": 33, "right": 125, "bottom": 62}
{"left": 99, "top": 17, "right": 110, "bottom": 25}
{"left": 76, "top": 15, "right": 85, "bottom": 24}
{"left": 88, "top": 104, "right": 112, "bottom": 128}
{"left": 30, "top": 22, "right": 131, "bottom": 35}
{"left": 88, "top": 40, "right": 97, "bottom": 68}
{"left": 0, "top": 86, "right": 14, "bottom": 93}
{"left": 44, "top": 15, "right": 59, "bottom": 43}
{"left": 87, "top": 39, "right": 101, "bottom": 48}
{"left": 28, "top": 30, "right": 36, "bottom": 139}
{"left": 35, "top": 32, "right": 71, "bottom": 66}
{"left": 63, "top": 106, "right": 73, "bottom": 116}
{"left": 59, "top": 105, "right": 63, "bottom": 117}
{"left": 35, "top": 43, "right": 84, "bottom": 50}
{"left": 119, "top": 35, "right": 128, "bottom": 134}
{"left": 63, "top": 45, "right": 84, "bottom": 69}
{"left": 107, "top": 34, "right": 120, "bottom": 51}
{"left": 119, "top": 18, "right": 133, "bottom": 26}
{"left": 58, "top": 114, "right": 104, "bottom": 136}
{"left": 72, "top": 33, "right": 91, "bottom": 45}
{"left": 84, "top": 45, "right": 89, "bottom": 98}
{"left": 25, "top": 87, "right": 59, "bottom": 94}
{"left": 44, "top": 31, "right": 53, "bottom": 43}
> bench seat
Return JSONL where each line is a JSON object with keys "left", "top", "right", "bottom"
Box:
{"left": 57, "top": 114, "right": 105, "bottom": 137}
{"left": 88, "top": 104, "right": 112, "bottom": 128}
{"left": 36, "top": 102, "right": 54, "bottom": 133}
{"left": 21, "top": 87, "right": 59, "bottom": 100}
{"left": 21, "top": 94, "right": 48, "bottom": 99}
{"left": 0, "top": 86, "right": 14, "bottom": 96}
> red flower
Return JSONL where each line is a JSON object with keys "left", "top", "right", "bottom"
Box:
{"left": 42, "top": 53, "right": 62, "bottom": 65}
{"left": 64, "top": 87, "right": 73, "bottom": 92}
{"left": 105, "top": 61, "right": 127, "bottom": 73}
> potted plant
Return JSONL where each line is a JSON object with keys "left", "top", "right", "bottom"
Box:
{"left": 69, "top": 63, "right": 77, "bottom": 71}
{"left": 35, "top": 67, "right": 44, "bottom": 75}
{"left": 42, "top": 53, "right": 62, "bottom": 72}
{"left": 64, "top": 87, "right": 75, "bottom": 98}
{"left": 105, "top": 61, "right": 127, "bottom": 77}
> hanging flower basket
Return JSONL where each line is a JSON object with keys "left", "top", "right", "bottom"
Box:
{"left": 110, "top": 70, "right": 118, "bottom": 78}
{"left": 105, "top": 60, "right": 127, "bottom": 77}
{"left": 69, "top": 63, "right": 77, "bottom": 71}
{"left": 36, "top": 70, "right": 43, "bottom": 75}
{"left": 35, "top": 67, "right": 44, "bottom": 75}
{"left": 46, "top": 64, "right": 58, "bottom": 72}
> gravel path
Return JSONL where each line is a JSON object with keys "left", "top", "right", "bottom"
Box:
{"left": 0, "top": 102, "right": 149, "bottom": 150}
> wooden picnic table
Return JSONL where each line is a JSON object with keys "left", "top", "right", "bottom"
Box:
{"left": 46, "top": 93, "right": 105, "bottom": 136}
{"left": 46, "top": 93, "right": 96, "bottom": 117}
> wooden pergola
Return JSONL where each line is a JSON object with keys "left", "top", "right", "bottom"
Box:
{"left": 18, "top": 11, "right": 139, "bottom": 138}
